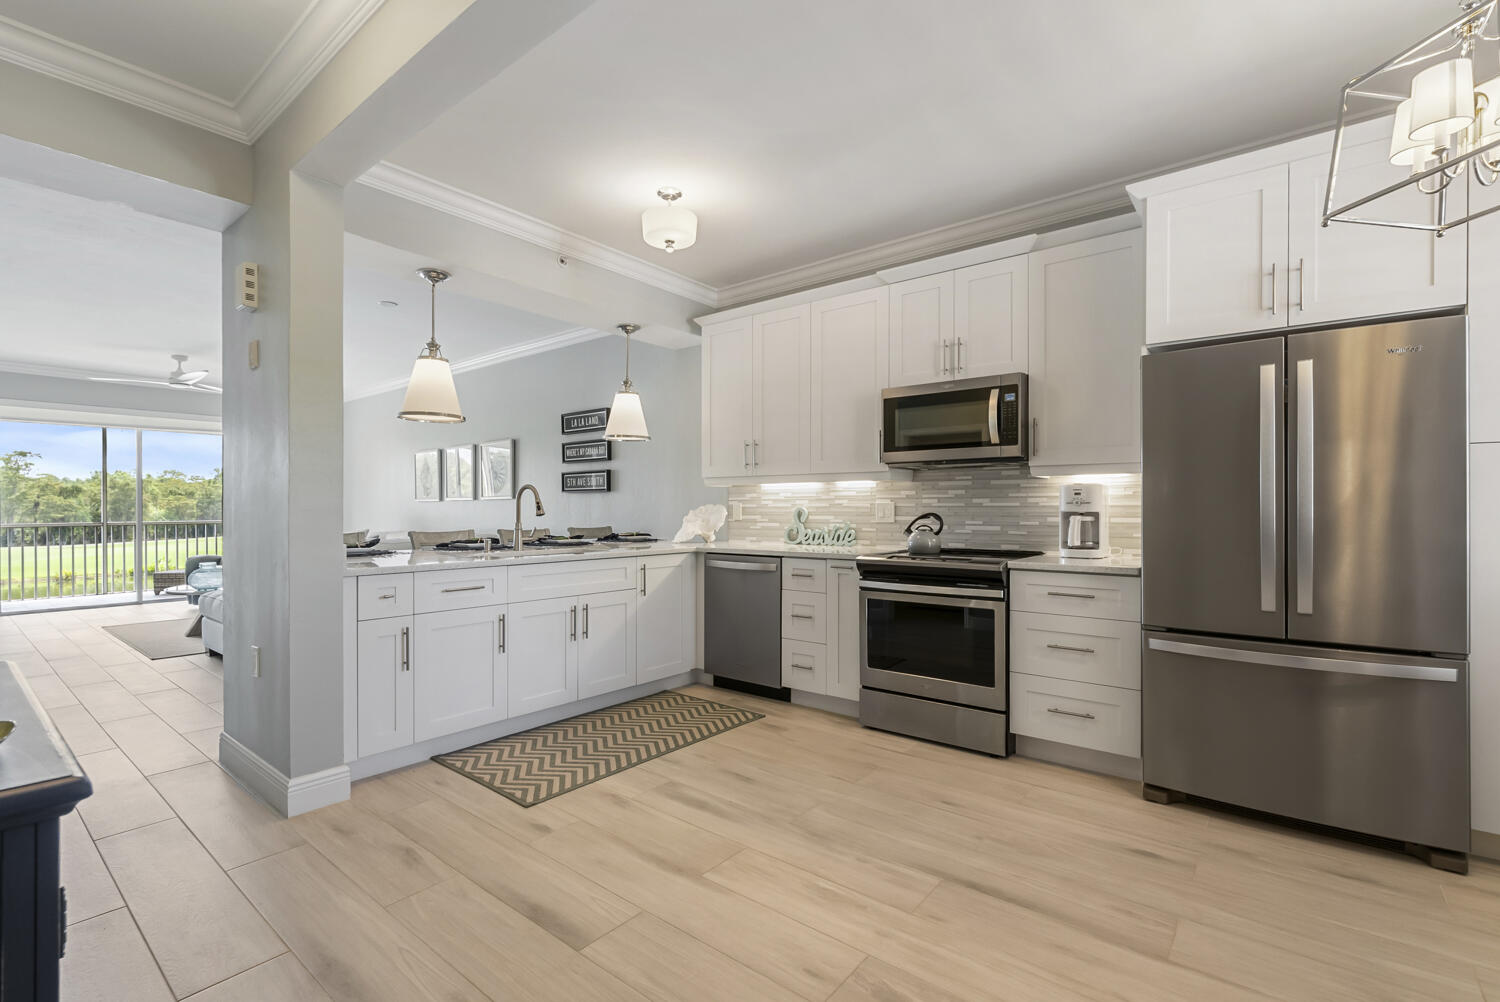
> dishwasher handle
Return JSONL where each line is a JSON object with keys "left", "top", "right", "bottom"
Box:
{"left": 705, "top": 558, "right": 780, "bottom": 572}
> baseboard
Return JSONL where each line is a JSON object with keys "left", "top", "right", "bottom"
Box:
{"left": 346, "top": 672, "right": 696, "bottom": 781}
{"left": 789, "top": 689, "right": 859, "bottom": 718}
{"left": 1015, "top": 734, "right": 1142, "bottom": 781}
{"left": 220, "top": 732, "right": 351, "bottom": 818}
{"left": 1473, "top": 828, "right": 1500, "bottom": 862}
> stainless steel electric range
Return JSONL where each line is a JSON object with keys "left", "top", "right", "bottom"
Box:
{"left": 855, "top": 548, "right": 1043, "bottom": 756}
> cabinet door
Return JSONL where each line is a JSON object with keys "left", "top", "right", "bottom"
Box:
{"left": 1472, "top": 445, "right": 1500, "bottom": 834}
{"left": 810, "top": 287, "right": 889, "bottom": 474}
{"left": 1027, "top": 230, "right": 1144, "bottom": 472}
{"left": 578, "top": 588, "right": 637, "bottom": 699}
{"left": 637, "top": 555, "right": 692, "bottom": 683}
{"left": 357, "top": 617, "right": 413, "bottom": 757}
{"left": 888, "top": 273, "right": 954, "bottom": 385}
{"left": 953, "top": 256, "right": 1028, "bottom": 376}
{"left": 751, "top": 304, "right": 812, "bottom": 475}
{"left": 507, "top": 596, "right": 577, "bottom": 717}
{"left": 826, "top": 563, "right": 862, "bottom": 701}
{"left": 701, "top": 317, "right": 754, "bottom": 478}
{"left": 1288, "top": 130, "right": 1465, "bottom": 325}
{"left": 1144, "top": 165, "right": 1288, "bottom": 344}
{"left": 412, "top": 606, "right": 506, "bottom": 742}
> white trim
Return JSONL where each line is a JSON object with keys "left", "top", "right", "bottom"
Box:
{"left": 873, "top": 233, "right": 1040, "bottom": 285}
{"left": 0, "top": 401, "right": 221, "bottom": 433}
{"left": 693, "top": 275, "right": 884, "bottom": 328}
{"left": 343, "top": 326, "right": 608, "bottom": 401}
{"left": 0, "top": 0, "right": 384, "bottom": 143}
{"left": 357, "top": 162, "right": 720, "bottom": 306}
{"left": 220, "top": 732, "right": 352, "bottom": 816}
{"left": 788, "top": 689, "right": 858, "bottom": 719}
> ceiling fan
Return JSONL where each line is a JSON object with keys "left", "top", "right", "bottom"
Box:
{"left": 89, "top": 354, "right": 222, "bottom": 394}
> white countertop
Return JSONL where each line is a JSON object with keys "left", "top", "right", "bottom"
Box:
{"left": 344, "top": 538, "right": 882, "bottom": 576}
{"left": 1007, "top": 552, "right": 1142, "bottom": 576}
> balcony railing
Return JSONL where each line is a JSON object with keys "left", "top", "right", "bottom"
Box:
{"left": 0, "top": 520, "right": 223, "bottom": 603}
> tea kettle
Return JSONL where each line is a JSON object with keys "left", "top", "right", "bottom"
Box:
{"left": 904, "top": 512, "right": 944, "bottom": 555}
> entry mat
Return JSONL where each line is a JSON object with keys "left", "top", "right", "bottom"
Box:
{"left": 432, "top": 690, "right": 763, "bottom": 808}
{"left": 104, "top": 619, "right": 205, "bottom": 660}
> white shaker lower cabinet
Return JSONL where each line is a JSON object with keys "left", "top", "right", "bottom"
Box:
{"left": 637, "top": 555, "right": 694, "bottom": 683}
{"left": 826, "top": 562, "right": 862, "bottom": 701}
{"left": 507, "top": 596, "right": 579, "bottom": 717}
{"left": 356, "top": 617, "right": 413, "bottom": 757}
{"left": 412, "top": 606, "right": 507, "bottom": 742}
{"left": 578, "top": 588, "right": 637, "bottom": 699}
{"left": 782, "top": 559, "right": 862, "bottom": 702}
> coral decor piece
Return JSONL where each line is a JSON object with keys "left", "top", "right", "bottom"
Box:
{"left": 673, "top": 503, "right": 728, "bottom": 543}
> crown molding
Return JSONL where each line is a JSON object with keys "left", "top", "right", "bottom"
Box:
{"left": 0, "top": 0, "right": 383, "bottom": 144}
{"left": 345, "top": 326, "right": 607, "bottom": 401}
{"left": 357, "top": 162, "right": 720, "bottom": 307}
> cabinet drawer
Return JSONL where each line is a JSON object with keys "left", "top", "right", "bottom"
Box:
{"left": 1010, "top": 673, "right": 1140, "bottom": 758}
{"left": 1010, "top": 571, "right": 1141, "bottom": 622}
{"left": 509, "top": 558, "right": 635, "bottom": 602}
{"left": 782, "top": 640, "right": 828, "bottom": 694}
{"left": 782, "top": 558, "right": 827, "bottom": 593}
{"left": 357, "top": 574, "right": 413, "bottom": 620}
{"left": 782, "top": 591, "right": 828, "bottom": 643}
{"left": 413, "top": 567, "right": 507, "bottom": 614}
{"left": 1010, "top": 611, "right": 1141, "bottom": 689}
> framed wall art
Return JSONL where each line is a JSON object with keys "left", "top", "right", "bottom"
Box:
{"left": 561, "top": 470, "right": 612, "bottom": 493}
{"left": 477, "top": 439, "right": 516, "bottom": 500}
{"left": 561, "top": 407, "right": 609, "bottom": 435}
{"left": 414, "top": 448, "right": 442, "bottom": 502}
{"left": 562, "top": 439, "right": 611, "bottom": 464}
{"left": 443, "top": 445, "right": 475, "bottom": 500}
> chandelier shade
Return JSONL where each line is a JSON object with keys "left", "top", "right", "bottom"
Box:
{"left": 1408, "top": 58, "right": 1475, "bottom": 143}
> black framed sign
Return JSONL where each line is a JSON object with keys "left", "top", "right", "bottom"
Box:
{"left": 562, "top": 439, "right": 612, "bottom": 464}
{"left": 561, "top": 407, "right": 609, "bottom": 435}
{"left": 562, "top": 470, "right": 612, "bottom": 493}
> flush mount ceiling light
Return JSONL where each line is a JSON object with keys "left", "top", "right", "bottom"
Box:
{"left": 604, "top": 323, "right": 651, "bottom": 441}
{"left": 1324, "top": 0, "right": 1500, "bottom": 234}
{"left": 397, "top": 268, "right": 465, "bottom": 423}
{"left": 640, "top": 187, "right": 697, "bottom": 254}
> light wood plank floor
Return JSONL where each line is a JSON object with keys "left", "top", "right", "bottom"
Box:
{"left": 8, "top": 605, "right": 1500, "bottom": 1001}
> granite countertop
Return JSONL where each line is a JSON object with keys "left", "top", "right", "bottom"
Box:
{"left": 1007, "top": 552, "right": 1142, "bottom": 577}
{"left": 344, "top": 538, "right": 883, "bottom": 576}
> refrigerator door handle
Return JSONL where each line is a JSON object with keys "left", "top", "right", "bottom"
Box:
{"left": 1295, "top": 358, "right": 1315, "bottom": 616}
{"left": 1258, "top": 362, "right": 1277, "bottom": 612}
{"left": 1147, "top": 638, "right": 1459, "bottom": 683}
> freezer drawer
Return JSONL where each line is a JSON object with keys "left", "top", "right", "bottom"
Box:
{"left": 1143, "top": 630, "right": 1469, "bottom": 852}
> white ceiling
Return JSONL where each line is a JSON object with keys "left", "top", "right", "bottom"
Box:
{"left": 385, "top": 0, "right": 1457, "bottom": 293}
{"left": 0, "top": 175, "right": 221, "bottom": 384}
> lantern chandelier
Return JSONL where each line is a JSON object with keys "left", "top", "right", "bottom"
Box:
{"left": 1324, "top": 0, "right": 1500, "bottom": 234}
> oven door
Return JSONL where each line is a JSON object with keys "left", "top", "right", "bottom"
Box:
{"left": 860, "top": 582, "right": 1006, "bottom": 711}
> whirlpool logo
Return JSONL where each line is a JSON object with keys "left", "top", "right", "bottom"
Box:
{"left": 1386, "top": 345, "right": 1424, "bottom": 355}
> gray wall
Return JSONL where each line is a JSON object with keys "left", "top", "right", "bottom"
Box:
{"left": 344, "top": 339, "right": 724, "bottom": 540}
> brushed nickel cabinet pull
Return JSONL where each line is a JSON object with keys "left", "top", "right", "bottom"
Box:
{"left": 744, "top": 441, "right": 750, "bottom": 470}
{"left": 790, "top": 612, "right": 815, "bottom": 620}
{"left": 790, "top": 570, "right": 815, "bottom": 578}
{"left": 498, "top": 613, "right": 506, "bottom": 653}
{"left": 1046, "top": 706, "right": 1095, "bottom": 720}
{"left": 441, "top": 584, "right": 486, "bottom": 593}
{"left": 1045, "top": 643, "right": 1096, "bottom": 654}
{"left": 570, "top": 605, "right": 577, "bottom": 641}
{"left": 378, "top": 591, "right": 395, "bottom": 601}
{"left": 790, "top": 662, "right": 815, "bottom": 671}
{"left": 582, "top": 603, "right": 589, "bottom": 639}
{"left": 1032, "top": 418, "right": 1039, "bottom": 458}
{"left": 640, "top": 564, "right": 647, "bottom": 595}
{"left": 400, "top": 626, "right": 410, "bottom": 672}
{"left": 1270, "top": 261, "right": 1278, "bottom": 315}
{"left": 1046, "top": 590, "right": 1096, "bottom": 599}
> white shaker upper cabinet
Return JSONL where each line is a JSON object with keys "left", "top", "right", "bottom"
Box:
{"left": 701, "top": 317, "right": 754, "bottom": 478}
{"left": 888, "top": 272, "right": 954, "bottom": 386}
{"left": 1143, "top": 164, "right": 1289, "bottom": 344}
{"left": 952, "top": 256, "right": 1029, "bottom": 377}
{"left": 1027, "top": 230, "right": 1144, "bottom": 474}
{"left": 1287, "top": 133, "right": 1465, "bottom": 326}
{"left": 810, "top": 287, "right": 890, "bottom": 475}
{"left": 751, "top": 305, "right": 812, "bottom": 475}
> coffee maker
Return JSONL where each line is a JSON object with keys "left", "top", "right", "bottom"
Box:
{"left": 1058, "top": 483, "right": 1109, "bottom": 559}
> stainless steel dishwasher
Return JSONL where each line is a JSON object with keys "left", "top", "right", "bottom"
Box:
{"left": 704, "top": 554, "right": 785, "bottom": 695}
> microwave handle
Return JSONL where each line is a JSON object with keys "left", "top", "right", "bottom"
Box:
{"left": 987, "top": 388, "right": 1000, "bottom": 445}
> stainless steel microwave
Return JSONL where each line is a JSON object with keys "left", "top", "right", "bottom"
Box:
{"left": 879, "top": 373, "right": 1028, "bottom": 468}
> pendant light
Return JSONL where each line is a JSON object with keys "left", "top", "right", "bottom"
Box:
{"left": 397, "top": 268, "right": 465, "bottom": 423}
{"left": 640, "top": 188, "right": 697, "bottom": 254}
{"left": 603, "top": 323, "right": 650, "bottom": 441}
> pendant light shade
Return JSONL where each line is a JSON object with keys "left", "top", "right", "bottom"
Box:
{"left": 604, "top": 323, "right": 651, "bottom": 441}
{"left": 641, "top": 188, "right": 697, "bottom": 254}
{"left": 397, "top": 269, "right": 465, "bottom": 423}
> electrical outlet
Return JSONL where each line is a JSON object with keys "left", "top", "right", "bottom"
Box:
{"left": 728, "top": 501, "right": 744, "bottom": 521}
{"left": 251, "top": 644, "right": 261, "bottom": 678}
{"left": 875, "top": 500, "right": 895, "bottom": 523}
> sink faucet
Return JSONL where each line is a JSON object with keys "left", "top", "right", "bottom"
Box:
{"left": 514, "top": 484, "right": 546, "bottom": 551}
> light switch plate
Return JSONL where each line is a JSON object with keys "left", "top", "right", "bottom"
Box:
{"left": 875, "top": 500, "right": 895, "bottom": 523}
{"left": 248, "top": 339, "right": 260, "bottom": 370}
{"left": 728, "top": 501, "right": 744, "bottom": 521}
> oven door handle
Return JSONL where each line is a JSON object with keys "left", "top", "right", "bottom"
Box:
{"left": 860, "top": 580, "right": 1007, "bottom": 606}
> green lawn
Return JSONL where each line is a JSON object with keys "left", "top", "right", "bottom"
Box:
{"left": 0, "top": 536, "right": 221, "bottom": 601}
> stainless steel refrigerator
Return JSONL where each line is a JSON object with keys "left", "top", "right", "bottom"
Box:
{"left": 1141, "top": 313, "right": 1470, "bottom": 867}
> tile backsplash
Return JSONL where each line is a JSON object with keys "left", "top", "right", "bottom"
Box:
{"left": 726, "top": 468, "right": 1141, "bottom": 555}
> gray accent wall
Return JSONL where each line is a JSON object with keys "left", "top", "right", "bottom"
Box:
{"left": 344, "top": 340, "right": 724, "bottom": 541}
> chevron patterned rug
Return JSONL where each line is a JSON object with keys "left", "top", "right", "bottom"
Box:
{"left": 431, "top": 690, "right": 764, "bottom": 807}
